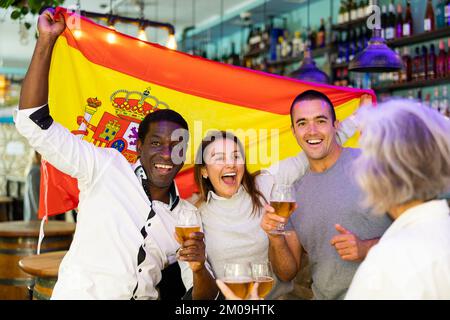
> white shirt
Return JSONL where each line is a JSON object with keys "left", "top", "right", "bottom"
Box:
{"left": 15, "top": 106, "right": 195, "bottom": 300}
{"left": 346, "top": 200, "right": 450, "bottom": 300}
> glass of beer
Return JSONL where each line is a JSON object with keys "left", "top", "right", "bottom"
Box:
{"left": 175, "top": 208, "right": 201, "bottom": 243}
{"left": 269, "top": 184, "right": 296, "bottom": 235}
{"left": 222, "top": 262, "right": 254, "bottom": 299}
{"left": 251, "top": 262, "right": 275, "bottom": 299}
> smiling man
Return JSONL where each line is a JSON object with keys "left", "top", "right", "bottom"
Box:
{"left": 14, "top": 8, "right": 216, "bottom": 300}
{"left": 261, "top": 90, "right": 392, "bottom": 299}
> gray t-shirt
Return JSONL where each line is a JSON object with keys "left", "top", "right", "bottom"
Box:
{"left": 289, "top": 148, "right": 392, "bottom": 300}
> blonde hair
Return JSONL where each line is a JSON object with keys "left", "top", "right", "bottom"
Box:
{"left": 354, "top": 99, "right": 450, "bottom": 214}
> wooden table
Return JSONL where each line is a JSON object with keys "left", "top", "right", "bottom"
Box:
{"left": 19, "top": 251, "right": 67, "bottom": 300}
{"left": 0, "top": 221, "right": 75, "bottom": 300}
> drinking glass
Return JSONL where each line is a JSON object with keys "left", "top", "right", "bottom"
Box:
{"left": 251, "top": 261, "right": 275, "bottom": 299}
{"left": 222, "top": 262, "right": 254, "bottom": 299}
{"left": 269, "top": 184, "right": 296, "bottom": 235}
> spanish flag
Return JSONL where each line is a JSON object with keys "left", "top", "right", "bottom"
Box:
{"left": 39, "top": 7, "right": 375, "bottom": 218}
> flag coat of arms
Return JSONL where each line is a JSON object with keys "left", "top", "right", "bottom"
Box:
{"left": 39, "top": 7, "right": 375, "bottom": 218}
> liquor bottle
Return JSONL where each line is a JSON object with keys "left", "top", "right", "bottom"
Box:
{"left": 292, "top": 31, "right": 304, "bottom": 57}
{"left": 350, "top": 0, "right": 358, "bottom": 21}
{"left": 326, "top": 16, "right": 332, "bottom": 47}
{"left": 428, "top": 44, "right": 437, "bottom": 80}
{"left": 394, "top": 49, "right": 401, "bottom": 83}
{"left": 448, "top": 38, "right": 450, "bottom": 75}
{"left": 402, "top": 47, "right": 412, "bottom": 83}
{"left": 437, "top": 40, "right": 447, "bottom": 78}
{"left": 261, "top": 24, "right": 271, "bottom": 50}
{"left": 281, "top": 30, "right": 292, "bottom": 58}
{"left": 276, "top": 36, "right": 283, "bottom": 60}
{"left": 403, "top": 0, "right": 414, "bottom": 37}
{"left": 412, "top": 47, "right": 421, "bottom": 81}
{"left": 381, "top": 5, "right": 388, "bottom": 39}
{"left": 440, "top": 87, "right": 449, "bottom": 116}
{"left": 336, "top": 32, "right": 344, "bottom": 64}
{"left": 342, "top": 67, "right": 349, "bottom": 86}
{"left": 230, "top": 42, "right": 240, "bottom": 66}
{"left": 424, "top": 0, "right": 436, "bottom": 32}
{"left": 421, "top": 45, "right": 429, "bottom": 80}
{"left": 249, "top": 27, "right": 262, "bottom": 53}
{"left": 395, "top": 2, "right": 404, "bottom": 38}
{"left": 431, "top": 88, "right": 440, "bottom": 112}
{"left": 364, "top": 23, "right": 371, "bottom": 48}
{"left": 309, "top": 28, "right": 317, "bottom": 50}
{"left": 343, "top": 1, "right": 350, "bottom": 23}
{"left": 348, "top": 29, "right": 356, "bottom": 62}
{"left": 338, "top": 1, "right": 346, "bottom": 24}
{"left": 437, "top": 0, "right": 446, "bottom": 29}
{"left": 425, "top": 93, "right": 431, "bottom": 107}
{"left": 446, "top": 0, "right": 450, "bottom": 26}
{"left": 385, "top": 1, "right": 396, "bottom": 41}
{"left": 417, "top": 89, "right": 423, "bottom": 102}
{"left": 334, "top": 68, "right": 342, "bottom": 86}
{"left": 356, "top": 26, "right": 364, "bottom": 54}
{"left": 317, "top": 18, "right": 326, "bottom": 48}
{"left": 357, "top": 0, "right": 365, "bottom": 19}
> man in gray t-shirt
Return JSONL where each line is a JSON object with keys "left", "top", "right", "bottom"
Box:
{"left": 260, "top": 90, "right": 391, "bottom": 299}
{"left": 290, "top": 147, "right": 391, "bottom": 299}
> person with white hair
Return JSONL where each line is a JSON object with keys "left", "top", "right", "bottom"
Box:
{"left": 346, "top": 99, "right": 450, "bottom": 299}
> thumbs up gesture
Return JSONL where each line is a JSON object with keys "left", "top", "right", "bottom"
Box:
{"left": 330, "top": 224, "right": 370, "bottom": 262}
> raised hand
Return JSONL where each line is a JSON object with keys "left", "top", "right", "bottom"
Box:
{"left": 175, "top": 231, "right": 206, "bottom": 272}
{"left": 260, "top": 204, "right": 287, "bottom": 236}
{"left": 330, "top": 224, "right": 372, "bottom": 262}
{"left": 37, "top": 8, "right": 66, "bottom": 42}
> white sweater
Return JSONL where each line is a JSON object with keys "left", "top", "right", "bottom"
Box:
{"left": 199, "top": 175, "right": 293, "bottom": 299}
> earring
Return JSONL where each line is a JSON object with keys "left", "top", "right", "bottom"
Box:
{"left": 202, "top": 175, "right": 208, "bottom": 179}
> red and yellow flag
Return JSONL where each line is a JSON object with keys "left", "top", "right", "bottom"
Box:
{"left": 39, "top": 7, "right": 375, "bottom": 218}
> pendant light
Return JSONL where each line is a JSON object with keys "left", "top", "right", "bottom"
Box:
{"left": 348, "top": 0, "right": 402, "bottom": 72}
{"left": 291, "top": 0, "right": 330, "bottom": 84}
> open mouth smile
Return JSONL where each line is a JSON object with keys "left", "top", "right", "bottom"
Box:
{"left": 221, "top": 172, "right": 237, "bottom": 185}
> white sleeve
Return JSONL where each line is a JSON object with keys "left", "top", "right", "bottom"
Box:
{"left": 264, "top": 151, "right": 309, "bottom": 185}
{"left": 337, "top": 114, "right": 359, "bottom": 145}
{"left": 15, "top": 106, "right": 115, "bottom": 186}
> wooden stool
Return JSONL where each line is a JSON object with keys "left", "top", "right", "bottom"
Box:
{"left": 19, "top": 251, "right": 66, "bottom": 300}
{"left": 0, "top": 221, "right": 75, "bottom": 300}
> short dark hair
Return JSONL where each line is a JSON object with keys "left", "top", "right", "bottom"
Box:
{"left": 289, "top": 90, "right": 336, "bottom": 126}
{"left": 138, "top": 109, "right": 189, "bottom": 142}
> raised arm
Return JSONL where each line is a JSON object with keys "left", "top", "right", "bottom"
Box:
{"left": 19, "top": 9, "right": 65, "bottom": 110}
{"left": 260, "top": 204, "right": 301, "bottom": 282}
{"left": 15, "top": 9, "right": 116, "bottom": 186}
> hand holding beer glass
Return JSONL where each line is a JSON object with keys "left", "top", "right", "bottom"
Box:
{"left": 175, "top": 208, "right": 201, "bottom": 242}
{"left": 269, "top": 184, "right": 296, "bottom": 235}
{"left": 175, "top": 208, "right": 204, "bottom": 271}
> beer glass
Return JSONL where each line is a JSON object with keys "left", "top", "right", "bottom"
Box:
{"left": 175, "top": 208, "right": 201, "bottom": 242}
{"left": 251, "top": 262, "right": 275, "bottom": 299}
{"left": 222, "top": 262, "right": 254, "bottom": 299}
{"left": 269, "top": 184, "right": 296, "bottom": 235}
